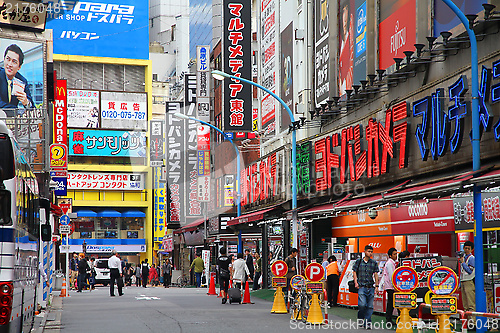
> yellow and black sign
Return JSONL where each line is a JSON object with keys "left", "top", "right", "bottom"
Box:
{"left": 394, "top": 292, "right": 417, "bottom": 309}
{"left": 430, "top": 296, "right": 457, "bottom": 315}
{"left": 306, "top": 282, "right": 323, "bottom": 294}
{"left": 272, "top": 277, "right": 287, "bottom": 288}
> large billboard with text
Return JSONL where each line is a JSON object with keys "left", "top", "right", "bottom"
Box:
{"left": 45, "top": 0, "right": 149, "bottom": 59}
{"left": 68, "top": 129, "right": 146, "bottom": 157}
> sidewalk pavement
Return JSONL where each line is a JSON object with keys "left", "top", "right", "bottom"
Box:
{"left": 31, "top": 295, "right": 63, "bottom": 333}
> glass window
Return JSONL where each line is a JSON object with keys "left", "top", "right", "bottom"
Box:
{"left": 120, "top": 217, "right": 144, "bottom": 231}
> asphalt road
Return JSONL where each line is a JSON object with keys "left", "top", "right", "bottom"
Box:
{"left": 57, "top": 285, "right": 394, "bottom": 332}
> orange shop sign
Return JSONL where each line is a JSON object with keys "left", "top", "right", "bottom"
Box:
{"left": 331, "top": 209, "right": 391, "bottom": 237}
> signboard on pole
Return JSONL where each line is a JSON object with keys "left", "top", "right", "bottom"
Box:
{"left": 54, "top": 79, "right": 68, "bottom": 145}
{"left": 197, "top": 176, "right": 210, "bottom": 202}
{"left": 150, "top": 120, "right": 164, "bottom": 167}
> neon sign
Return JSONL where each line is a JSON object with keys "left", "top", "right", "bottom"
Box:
{"left": 297, "top": 142, "right": 312, "bottom": 195}
{"left": 314, "top": 101, "right": 408, "bottom": 190}
{"left": 240, "top": 151, "right": 281, "bottom": 206}
{"left": 448, "top": 75, "right": 468, "bottom": 153}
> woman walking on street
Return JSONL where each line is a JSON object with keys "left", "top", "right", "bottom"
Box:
{"left": 135, "top": 264, "right": 142, "bottom": 287}
{"left": 149, "top": 264, "right": 159, "bottom": 286}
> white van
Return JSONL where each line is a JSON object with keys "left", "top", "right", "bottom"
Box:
{"left": 94, "top": 258, "right": 110, "bottom": 286}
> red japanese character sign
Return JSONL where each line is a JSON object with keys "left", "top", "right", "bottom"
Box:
{"left": 392, "top": 266, "right": 419, "bottom": 292}
{"left": 271, "top": 260, "right": 288, "bottom": 277}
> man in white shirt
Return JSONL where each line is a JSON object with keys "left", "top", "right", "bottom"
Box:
{"left": 108, "top": 250, "right": 123, "bottom": 297}
{"left": 232, "top": 253, "right": 251, "bottom": 291}
{"left": 378, "top": 248, "right": 398, "bottom": 326}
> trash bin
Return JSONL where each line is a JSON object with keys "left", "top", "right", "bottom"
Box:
{"left": 53, "top": 271, "right": 64, "bottom": 291}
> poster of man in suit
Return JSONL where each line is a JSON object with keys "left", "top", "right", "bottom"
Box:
{"left": 0, "top": 39, "right": 41, "bottom": 118}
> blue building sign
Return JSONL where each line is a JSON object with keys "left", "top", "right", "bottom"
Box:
{"left": 45, "top": 0, "right": 149, "bottom": 59}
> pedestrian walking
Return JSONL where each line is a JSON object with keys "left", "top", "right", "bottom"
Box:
{"left": 326, "top": 256, "right": 340, "bottom": 307}
{"left": 189, "top": 252, "right": 205, "bottom": 288}
{"left": 378, "top": 248, "right": 398, "bottom": 325}
{"left": 253, "top": 252, "right": 262, "bottom": 290}
{"left": 162, "top": 259, "right": 172, "bottom": 288}
{"left": 108, "top": 250, "right": 123, "bottom": 297}
{"left": 77, "top": 253, "right": 88, "bottom": 292}
{"left": 353, "top": 245, "right": 379, "bottom": 329}
{"left": 232, "top": 252, "right": 251, "bottom": 291}
{"left": 88, "top": 257, "right": 96, "bottom": 290}
{"left": 460, "top": 241, "right": 476, "bottom": 327}
{"left": 69, "top": 253, "right": 78, "bottom": 290}
{"left": 149, "top": 264, "right": 159, "bottom": 286}
{"left": 285, "top": 248, "right": 298, "bottom": 304}
{"left": 135, "top": 264, "right": 142, "bottom": 287}
{"left": 244, "top": 249, "right": 255, "bottom": 281}
{"left": 217, "top": 247, "right": 232, "bottom": 304}
{"left": 141, "top": 259, "right": 150, "bottom": 288}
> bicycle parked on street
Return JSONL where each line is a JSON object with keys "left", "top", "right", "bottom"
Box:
{"left": 289, "top": 285, "right": 312, "bottom": 322}
{"left": 175, "top": 274, "right": 189, "bottom": 288}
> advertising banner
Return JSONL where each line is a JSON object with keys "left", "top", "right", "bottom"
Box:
{"left": 196, "top": 45, "right": 210, "bottom": 121}
{"left": 67, "top": 90, "right": 99, "bottom": 128}
{"left": 0, "top": 0, "right": 48, "bottom": 30}
{"left": 100, "top": 92, "right": 147, "bottom": 130}
{"left": 280, "top": 22, "right": 293, "bottom": 132}
{"left": 197, "top": 125, "right": 210, "bottom": 151}
{"left": 454, "top": 192, "right": 500, "bottom": 231}
{"left": 197, "top": 176, "right": 210, "bottom": 202}
{"left": 378, "top": 0, "right": 416, "bottom": 71}
{"left": 54, "top": 80, "right": 67, "bottom": 145}
{"left": 353, "top": 1, "right": 367, "bottom": 87}
{"left": 184, "top": 74, "right": 202, "bottom": 217}
{"left": 68, "top": 172, "right": 144, "bottom": 190}
{"left": 391, "top": 200, "right": 454, "bottom": 234}
{"left": 68, "top": 129, "right": 147, "bottom": 157}
{"left": 223, "top": 0, "right": 252, "bottom": 131}
{"left": 224, "top": 175, "right": 234, "bottom": 207}
{"left": 150, "top": 119, "right": 164, "bottom": 167}
{"left": 260, "top": 0, "right": 276, "bottom": 136}
{"left": 61, "top": 244, "right": 146, "bottom": 253}
{"left": 165, "top": 102, "right": 185, "bottom": 228}
{"left": 45, "top": 0, "right": 149, "bottom": 59}
{"left": 314, "top": 0, "right": 330, "bottom": 104}
{"left": 154, "top": 167, "right": 166, "bottom": 242}
{"left": 434, "top": 1, "right": 483, "bottom": 37}
{"left": 197, "top": 151, "right": 210, "bottom": 176}
{"left": 53, "top": 177, "right": 67, "bottom": 196}
{"left": 338, "top": 0, "right": 354, "bottom": 96}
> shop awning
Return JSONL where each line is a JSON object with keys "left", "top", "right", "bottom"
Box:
{"left": 227, "top": 205, "right": 281, "bottom": 226}
{"left": 96, "top": 209, "right": 121, "bottom": 218}
{"left": 333, "top": 194, "right": 384, "bottom": 211}
{"left": 470, "top": 168, "right": 500, "bottom": 186}
{"left": 75, "top": 209, "right": 97, "bottom": 217}
{"left": 298, "top": 194, "right": 353, "bottom": 217}
{"left": 173, "top": 218, "right": 205, "bottom": 234}
{"left": 121, "top": 210, "right": 146, "bottom": 218}
{"left": 383, "top": 177, "right": 471, "bottom": 201}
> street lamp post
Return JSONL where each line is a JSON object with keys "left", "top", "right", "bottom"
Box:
{"left": 439, "top": 1, "right": 484, "bottom": 331}
{"left": 172, "top": 112, "right": 243, "bottom": 250}
{"left": 211, "top": 70, "right": 298, "bottom": 252}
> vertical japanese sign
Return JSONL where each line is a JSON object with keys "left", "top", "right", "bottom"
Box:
{"left": 379, "top": 0, "right": 416, "bottom": 71}
{"left": 184, "top": 74, "right": 202, "bottom": 218}
{"left": 54, "top": 79, "right": 68, "bottom": 146}
{"left": 196, "top": 45, "right": 211, "bottom": 122}
{"left": 150, "top": 120, "right": 164, "bottom": 167}
{"left": 154, "top": 167, "right": 166, "bottom": 242}
{"left": 223, "top": 0, "right": 252, "bottom": 131}
{"left": 261, "top": 0, "right": 277, "bottom": 136}
{"left": 280, "top": 22, "right": 293, "bottom": 132}
{"left": 315, "top": 0, "right": 330, "bottom": 104}
{"left": 224, "top": 175, "right": 234, "bottom": 207}
{"left": 165, "top": 102, "right": 185, "bottom": 228}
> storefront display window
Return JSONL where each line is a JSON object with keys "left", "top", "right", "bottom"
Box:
{"left": 95, "top": 217, "right": 119, "bottom": 239}
{"left": 121, "top": 217, "right": 145, "bottom": 239}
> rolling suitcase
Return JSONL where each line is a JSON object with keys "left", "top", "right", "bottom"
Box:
{"left": 228, "top": 287, "right": 242, "bottom": 304}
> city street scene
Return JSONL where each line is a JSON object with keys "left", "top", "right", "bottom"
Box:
{"left": 0, "top": 0, "right": 499, "bottom": 332}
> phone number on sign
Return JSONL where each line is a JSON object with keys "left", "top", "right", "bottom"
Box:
{"left": 101, "top": 110, "right": 146, "bottom": 120}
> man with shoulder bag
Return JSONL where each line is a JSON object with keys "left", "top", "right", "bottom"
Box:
{"left": 353, "top": 245, "right": 379, "bottom": 329}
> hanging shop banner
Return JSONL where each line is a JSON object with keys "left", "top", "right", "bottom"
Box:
{"left": 68, "top": 129, "right": 147, "bottom": 157}
{"left": 67, "top": 172, "right": 144, "bottom": 190}
{"left": 197, "top": 151, "right": 210, "bottom": 176}
{"left": 67, "top": 90, "right": 99, "bottom": 128}
{"left": 338, "top": 0, "right": 354, "bottom": 96}
{"left": 391, "top": 200, "right": 454, "bottom": 234}
{"left": 453, "top": 192, "right": 500, "bottom": 230}
{"left": 197, "top": 125, "right": 210, "bottom": 151}
{"left": 53, "top": 177, "right": 67, "bottom": 196}
{"left": 260, "top": 0, "right": 277, "bottom": 136}
{"left": 49, "top": 143, "right": 68, "bottom": 169}
{"left": 0, "top": 0, "right": 48, "bottom": 30}
{"left": 378, "top": 0, "right": 416, "bottom": 71}
{"left": 100, "top": 92, "right": 147, "bottom": 130}
{"left": 197, "top": 176, "right": 210, "bottom": 202}
{"left": 280, "top": 22, "right": 293, "bottom": 132}
{"left": 150, "top": 119, "right": 164, "bottom": 167}
{"left": 45, "top": 0, "right": 149, "bottom": 60}
{"left": 165, "top": 102, "right": 185, "bottom": 228}
{"left": 196, "top": 45, "right": 210, "bottom": 121}
{"left": 154, "top": 167, "right": 166, "bottom": 242}
{"left": 184, "top": 74, "right": 202, "bottom": 218}
{"left": 54, "top": 79, "right": 68, "bottom": 145}
{"left": 353, "top": 1, "right": 367, "bottom": 87}
{"left": 314, "top": 0, "right": 330, "bottom": 105}
{"left": 223, "top": 0, "right": 252, "bottom": 131}
{"left": 224, "top": 175, "right": 234, "bottom": 207}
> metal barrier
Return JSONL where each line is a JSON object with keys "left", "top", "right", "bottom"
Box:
{"left": 418, "top": 302, "right": 500, "bottom": 333}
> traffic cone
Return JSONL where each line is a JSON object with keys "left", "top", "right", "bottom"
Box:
{"left": 306, "top": 294, "right": 324, "bottom": 324}
{"left": 59, "top": 278, "right": 67, "bottom": 297}
{"left": 271, "top": 287, "right": 288, "bottom": 314}
{"left": 207, "top": 274, "right": 217, "bottom": 295}
{"left": 242, "top": 281, "right": 253, "bottom": 304}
